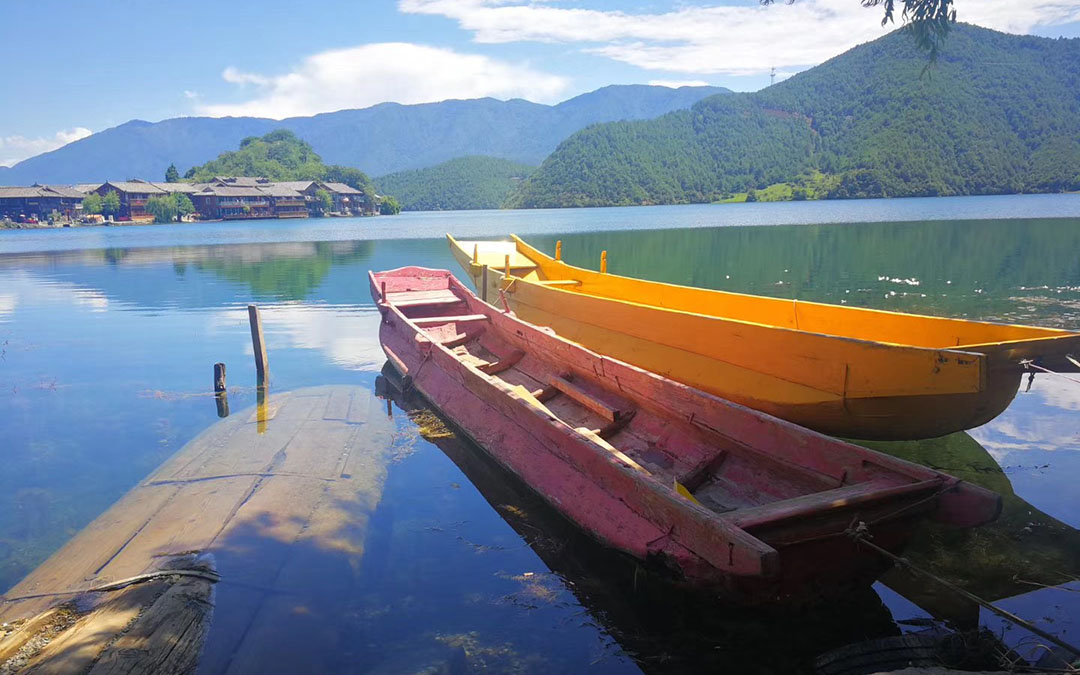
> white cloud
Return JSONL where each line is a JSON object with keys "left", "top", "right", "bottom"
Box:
{"left": 183, "top": 90, "right": 201, "bottom": 100}
{"left": 0, "top": 127, "right": 92, "bottom": 167}
{"left": 198, "top": 42, "right": 569, "bottom": 119}
{"left": 648, "top": 79, "right": 711, "bottom": 88}
{"left": 399, "top": 0, "right": 1080, "bottom": 76}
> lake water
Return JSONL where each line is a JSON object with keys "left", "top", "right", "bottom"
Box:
{"left": 1, "top": 195, "right": 1079, "bottom": 672}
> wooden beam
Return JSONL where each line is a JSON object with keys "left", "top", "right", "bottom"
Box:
{"left": 441, "top": 330, "right": 484, "bottom": 348}
{"left": 478, "top": 350, "right": 525, "bottom": 375}
{"left": 546, "top": 375, "right": 619, "bottom": 422}
{"left": 248, "top": 305, "right": 268, "bottom": 380}
{"left": 412, "top": 313, "right": 490, "bottom": 326}
{"left": 596, "top": 409, "right": 636, "bottom": 439}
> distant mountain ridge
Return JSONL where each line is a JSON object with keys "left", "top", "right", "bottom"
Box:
{"left": 509, "top": 25, "right": 1080, "bottom": 208}
{"left": 0, "top": 85, "right": 727, "bottom": 185}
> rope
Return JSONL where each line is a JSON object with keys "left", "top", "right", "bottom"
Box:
{"left": 404, "top": 348, "right": 432, "bottom": 392}
{"left": 1, "top": 569, "right": 221, "bottom": 603}
{"left": 1021, "top": 359, "right": 1080, "bottom": 387}
{"left": 866, "top": 481, "right": 957, "bottom": 527}
{"left": 846, "top": 521, "right": 1080, "bottom": 659}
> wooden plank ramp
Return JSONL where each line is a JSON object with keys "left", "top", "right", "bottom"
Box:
{"left": 0, "top": 385, "right": 395, "bottom": 674}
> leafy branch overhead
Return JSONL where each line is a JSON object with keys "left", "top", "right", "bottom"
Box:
{"left": 761, "top": 0, "right": 955, "bottom": 58}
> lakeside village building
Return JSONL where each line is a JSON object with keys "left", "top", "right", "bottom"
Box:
{"left": 0, "top": 177, "right": 374, "bottom": 223}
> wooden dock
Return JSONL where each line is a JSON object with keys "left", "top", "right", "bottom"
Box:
{"left": 0, "top": 385, "right": 394, "bottom": 674}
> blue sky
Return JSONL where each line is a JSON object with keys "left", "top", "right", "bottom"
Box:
{"left": 3, "top": 0, "right": 1080, "bottom": 166}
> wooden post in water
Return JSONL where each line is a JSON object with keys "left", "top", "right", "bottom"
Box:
{"left": 256, "top": 378, "right": 268, "bottom": 434}
{"left": 213, "top": 362, "right": 229, "bottom": 418}
{"left": 481, "top": 265, "right": 489, "bottom": 302}
{"left": 555, "top": 240, "right": 562, "bottom": 261}
{"left": 600, "top": 250, "right": 608, "bottom": 274}
{"left": 248, "top": 304, "right": 268, "bottom": 381}
{"left": 213, "top": 363, "right": 227, "bottom": 393}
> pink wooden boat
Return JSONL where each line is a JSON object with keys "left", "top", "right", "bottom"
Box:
{"left": 370, "top": 267, "right": 1001, "bottom": 598}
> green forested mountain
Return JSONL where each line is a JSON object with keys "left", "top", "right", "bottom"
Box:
{"left": 509, "top": 25, "right": 1080, "bottom": 208}
{"left": 183, "top": 130, "right": 377, "bottom": 197}
{"left": 376, "top": 156, "right": 534, "bottom": 211}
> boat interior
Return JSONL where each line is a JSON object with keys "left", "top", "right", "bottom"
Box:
{"left": 377, "top": 270, "right": 937, "bottom": 534}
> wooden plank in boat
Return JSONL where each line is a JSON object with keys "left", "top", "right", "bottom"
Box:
{"left": 412, "top": 313, "right": 490, "bottom": 325}
{"left": 387, "top": 289, "right": 463, "bottom": 307}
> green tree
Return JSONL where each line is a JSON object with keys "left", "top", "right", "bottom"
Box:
{"left": 81, "top": 192, "right": 102, "bottom": 215}
{"left": 379, "top": 195, "right": 402, "bottom": 215}
{"left": 174, "top": 193, "right": 195, "bottom": 220}
{"left": 314, "top": 188, "right": 333, "bottom": 215}
{"left": 101, "top": 191, "right": 121, "bottom": 218}
{"left": 146, "top": 195, "right": 178, "bottom": 223}
{"left": 165, "top": 163, "right": 180, "bottom": 183}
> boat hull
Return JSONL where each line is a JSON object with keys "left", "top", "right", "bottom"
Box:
{"left": 449, "top": 235, "right": 1079, "bottom": 440}
{"left": 372, "top": 267, "right": 1001, "bottom": 599}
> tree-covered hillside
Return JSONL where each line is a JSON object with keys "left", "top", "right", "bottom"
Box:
{"left": 509, "top": 25, "right": 1080, "bottom": 208}
{"left": 183, "top": 130, "right": 377, "bottom": 199}
{"left": 375, "top": 156, "right": 534, "bottom": 211}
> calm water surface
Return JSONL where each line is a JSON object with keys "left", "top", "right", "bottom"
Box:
{"left": 1, "top": 196, "right": 1078, "bottom": 672}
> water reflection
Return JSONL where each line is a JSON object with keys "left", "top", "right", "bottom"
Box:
{"left": 862, "top": 433, "right": 1080, "bottom": 625}
{"left": 526, "top": 218, "right": 1080, "bottom": 325}
{"left": 0, "top": 217, "right": 1076, "bottom": 671}
{"left": 375, "top": 373, "right": 900, "bottom": 673}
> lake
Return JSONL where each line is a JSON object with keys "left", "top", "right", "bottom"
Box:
{"left": 1, "top": 195, "right": 1079, "bottom": 673}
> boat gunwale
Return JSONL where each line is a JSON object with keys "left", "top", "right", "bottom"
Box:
{"left": 501, "top": 233, "right": 1077, "bottom": 349}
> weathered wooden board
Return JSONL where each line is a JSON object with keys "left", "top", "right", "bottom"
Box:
{"left": 0, "top": 385, "right": 396, "bottom": 674}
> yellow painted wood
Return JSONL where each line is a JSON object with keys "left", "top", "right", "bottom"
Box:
{"left": 447, "top": 234, "right": 1080, "bottom": 439}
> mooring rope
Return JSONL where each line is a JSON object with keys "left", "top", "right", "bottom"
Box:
{"left": 1021, "top": 359, "right": 1080, "bottom": 387}
{"left": 847, "top": 520, "right": 1080, "bottom": 659}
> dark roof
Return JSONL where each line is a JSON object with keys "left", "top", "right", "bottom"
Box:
{"left": 0, "top": 185, "right": 86, "bottom": 199}
{"left": 272, "top": 181, "right": 317, "bottom": 191}
{"left": 0, "top": 187, "right": 46, "bottom": 198}
{"left": 101, "top": 181, "right": 169, "bottom": 194}
{"left": 151, "top": 182, "right": 200, "bottom": 194}
{"left": 323, "top": 182, "right": 363, "bottom": 195}
{"left": 196, "top": 185, "right": 268, "bottom": 197}
{"left": 40, "top": 185, "right": 88, "bottom": 198}
{"left": 258, "top": 185, "right": 304, "bottom": 197}
{"left": 212, "top": 176, "right": 271, "bottom": 187}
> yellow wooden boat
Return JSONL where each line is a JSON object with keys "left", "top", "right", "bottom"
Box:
{"left": 447, "top": 233, "right": 1080, "bottom": 440}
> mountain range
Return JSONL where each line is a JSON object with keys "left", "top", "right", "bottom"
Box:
{"left": 509, "top": 25, "right": 1080, "bottom": 208}
{"left": 0, "top": 85, "right": 726, "bottom": 185}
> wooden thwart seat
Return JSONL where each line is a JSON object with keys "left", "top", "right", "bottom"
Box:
{"left": 478, "top": 350, "right": 525, "bottom": 375}
{"left": 413, "top": 313, "right": 490, "bottom": 326}
{"left": 441, "top": 331, "right": 484, "bottom": 348}
{"left": 727, "top": 478, "right": 943, "bottom": 530}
